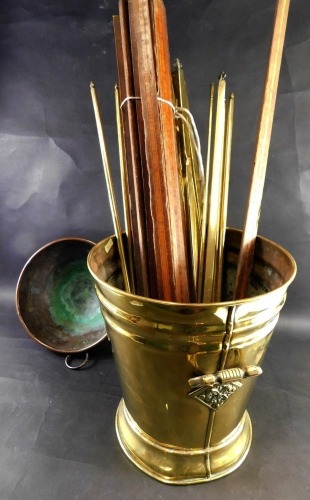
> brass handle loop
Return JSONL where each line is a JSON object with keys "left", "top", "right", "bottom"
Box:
{"left": 188, "top": 365, "right": 262, "bottom": 388}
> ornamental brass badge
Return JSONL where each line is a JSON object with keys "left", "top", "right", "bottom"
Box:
{"left": 188, "top": 381, "right": 243, "bottom": 410}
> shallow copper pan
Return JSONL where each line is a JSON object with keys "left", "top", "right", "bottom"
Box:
{"left": 16, "top": 238, "right": 107, "bottom": 364}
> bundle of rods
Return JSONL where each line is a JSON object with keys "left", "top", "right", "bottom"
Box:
{"left": 91, "top": 0, "right": 290, "bottom": 304}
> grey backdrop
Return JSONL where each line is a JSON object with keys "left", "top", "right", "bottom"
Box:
{"left": 1, "top": 1, "right": 309, "bottom": 499}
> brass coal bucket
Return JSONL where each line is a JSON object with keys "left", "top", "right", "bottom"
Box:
{"left": 87, "top": 228, "right": 296, "bottom": 484}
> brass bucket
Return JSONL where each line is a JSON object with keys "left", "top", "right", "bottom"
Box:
{"left": 87, "top": 228, "right": 296, "bottom": 484}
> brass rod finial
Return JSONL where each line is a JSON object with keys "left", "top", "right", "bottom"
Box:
{"left": 173, "top": 58, "right": 183, "bottom": 70}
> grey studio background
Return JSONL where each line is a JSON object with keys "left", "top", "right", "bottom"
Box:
{"left": 0, "top": 0, "right": 309, "bottom": 499}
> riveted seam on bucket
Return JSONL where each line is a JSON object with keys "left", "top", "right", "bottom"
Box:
{"left": 202, "top": 305, "right": 236, "bottom": 477}
{"left": 219, "top": 305, "right": 237, "bottom": 370}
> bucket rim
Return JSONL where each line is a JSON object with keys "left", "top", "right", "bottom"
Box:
{"left": 87, "top": 228, "right": 297, "bottom": 309}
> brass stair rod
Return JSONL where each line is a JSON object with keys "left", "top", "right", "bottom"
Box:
{"left": 90, "top": 81, "right": 131, "bottom": 293}
{"left": 201, "top": 73, "right": 226, "bottom": 303}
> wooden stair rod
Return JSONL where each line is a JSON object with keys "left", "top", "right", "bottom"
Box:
{"left": 128, "top": 0, "right": 190, "bottom": 302}
{"left": 234, "top": 0, "right": 290, "bottom": 300}
{"left": 150, "top": 0, "right": 192, "bottom": 302}
{"left": 113, "top": 9, "right": 150, "bottom": 297}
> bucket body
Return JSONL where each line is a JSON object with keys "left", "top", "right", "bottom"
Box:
{"left": 88, "top": 229, "right": 296, "bottom": 484}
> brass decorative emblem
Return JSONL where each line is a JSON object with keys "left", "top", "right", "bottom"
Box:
{"left": 188, "top": 381, "right": 242, "bottom": 410}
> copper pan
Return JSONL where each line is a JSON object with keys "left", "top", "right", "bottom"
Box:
{"left": 16, "top": 237, "right": 107, "bottom": 369}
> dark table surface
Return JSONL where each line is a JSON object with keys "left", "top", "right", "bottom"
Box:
{"left": 1, "top": 1, "right": 309, "bottom": 498}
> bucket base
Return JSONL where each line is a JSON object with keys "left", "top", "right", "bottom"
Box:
{"left": 115, "top": 399, "right": 252, "bottom": 484}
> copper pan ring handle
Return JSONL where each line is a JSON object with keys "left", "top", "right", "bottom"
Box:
{"left": 65, "top": 352, "right": 89, "bottom": 370}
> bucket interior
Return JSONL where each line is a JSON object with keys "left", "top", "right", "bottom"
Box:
{"left": 88, "top": 228, "right": 296, "bottom": 304}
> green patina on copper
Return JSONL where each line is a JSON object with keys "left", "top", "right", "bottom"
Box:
{"left": 48, "top": 260, "right": 104, "bottom": 336}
